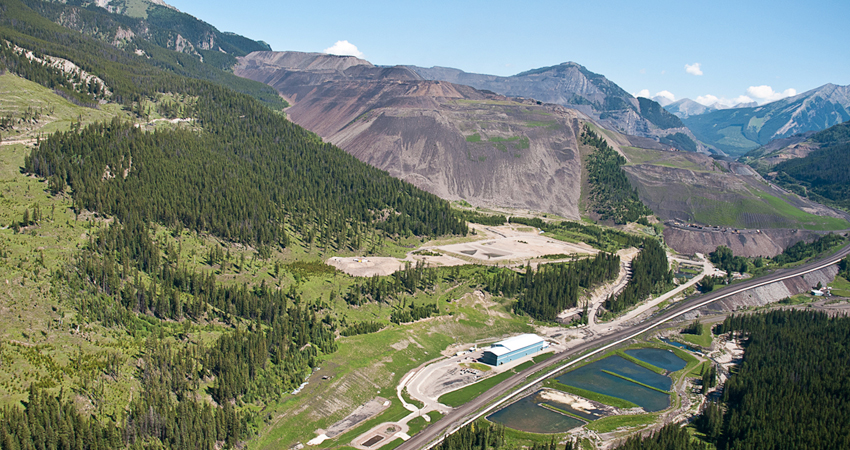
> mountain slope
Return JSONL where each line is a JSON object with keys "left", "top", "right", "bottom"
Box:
{"left": 608, "top": 132, "right": 850, "bottom": 255}
{"left": 6, "top": 0, "right": 286, "bottom": 109}
{"left": 236, "top": 51, "right": 586, "bottom": 219}
{"left": 407, "top": 63, "right": 702, "bottom": 151}
{"left": 35, "top": 0, "right": 271, "bottom": 59}
{"left": 742, "top": 121, "right": 850, "bottom": 209}
{"left": 0, "top": 3, "right": 472, "bottom": 448}
{"left": 683, "top": 84, "right": 850, "bottom": 156}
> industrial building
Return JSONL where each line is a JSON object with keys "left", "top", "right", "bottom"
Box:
{"left": 480, "top": 334, "right": 547, "bottom": 366}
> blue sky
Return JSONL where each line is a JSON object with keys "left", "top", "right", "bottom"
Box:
{"left": 169, "top": 0, "right": 849, "bottom": 106}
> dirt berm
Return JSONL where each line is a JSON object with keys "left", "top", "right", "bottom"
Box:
{"left": 691, "top": 265, "right": 839, "bottom": 316}
{"left": 664, "top": 226, "right": 826, "bottom": 257}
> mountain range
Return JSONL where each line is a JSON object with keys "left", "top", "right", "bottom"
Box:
{"left": 681, "top": 83, "right": 850, "bottom": 156}
{"left": 406, "top": 63, "right": 705, "bottom": 152}
{"left": 2, "top": 2, "right": 850, "bottom": 450}
{"left": 662, "top": 98, "right": 719, "bottom": 119}
{"left": 234, "top": 50, "right": 849, "bottom": 250}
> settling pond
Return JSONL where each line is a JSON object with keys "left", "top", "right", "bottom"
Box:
{"left": 488, "top": 348, "right": 686, "bottom": 433}
{"left": 486, "top": 390, "right": 598, "bottom": 434}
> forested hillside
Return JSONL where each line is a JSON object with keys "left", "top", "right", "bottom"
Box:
{"left": 709, "top": 310, "right": 850, "bottom": 449}
{"left": 745, "top": 121, "right": 850, "bottom": 210}
{"left": 770, "top": 141, "right": 850, "bottom": 209}
{"left": 30, "top": 0, "right": 271, "bottom": 58}
{"left": 0, "top": 0, "right": 468, "bottom": 448}
{"left": 484, "top": 252, "right": 620, "bottom": 321}
{"left": 0, "top": 0, "right": 287, "bottom": 109}
{"left": 581, "top": 126, "right": 652, "bottom": 224}
{"left": 604, "top": 238, "right": 671, "bottom": 313}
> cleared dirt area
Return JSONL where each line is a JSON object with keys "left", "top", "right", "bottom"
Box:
{"left": 351, "top": 421, "right": 408, "bottom": 450}
{"left": 538, "top": 389, "right": 595, "bottom": 413}
{"left": 327, "top": 257, "right": 408, "bottom": 277}
{"left": 324, "top": 397, "right": 390, "bottom": 438}
{"left": 327, "top": 224, "right": 597, "bottom": 277}
{"left": 437, "top": 233, "right": 595, "bottom": 262}
{"left": 307, "top": 397, "right": 391, "bottom": 446}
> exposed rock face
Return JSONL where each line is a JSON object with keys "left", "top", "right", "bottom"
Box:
{"left": 235, "top": 51, "right": 585, "bottom": 218}
{"left": 663, "top": 227, "right": 824, "bottom": 258}
{"left": 700, "top": 265, "right": 839, "bottom": 313}
{"left": 36, "top": 0, "right": 269, "bottom": 57}
{"left": 407, "top": 63, "right": 705, "bottom": 152}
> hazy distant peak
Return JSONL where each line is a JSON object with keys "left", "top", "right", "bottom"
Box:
{"left": 733, "top": 101, "right": 758, "bottom": 109}
{"left": 651, "top": 95, "right": 675, "bottom": 107}
{"left": 663, "top": 98, "right": 717, "bottom": 119}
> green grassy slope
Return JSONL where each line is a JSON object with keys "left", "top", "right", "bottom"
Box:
{"left": 621, "top": 146, "right": 849, "bottom": 230}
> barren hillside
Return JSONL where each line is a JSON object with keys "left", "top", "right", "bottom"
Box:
{"left": 235, "top": 51, "right": 585, "bottom": 218}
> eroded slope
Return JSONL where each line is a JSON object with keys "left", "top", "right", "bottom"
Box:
{"left": 235, "top": 51, "right": 584, "bottom": 218}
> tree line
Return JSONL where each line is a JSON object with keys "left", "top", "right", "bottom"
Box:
{"left": 581, "top": 126, "right": 653, "bottom": 224}
{"left": 508, "top": 217, "right": 645, "bottom": 252}
{"left": 705, "top": 310, "right": 850, "bottom": 449}
{"left": 604, "top": 238, "right": 671, "bottom": 313}
{"left": 484, "top": 252, "right": 620, "bottom": 322}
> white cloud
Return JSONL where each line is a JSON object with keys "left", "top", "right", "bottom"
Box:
{"left": 695, "top": 94, "right": 719, "bottom": 106}
{"left": 745, "top": 85, "right": 796, "bottom": 103}
{"left": 323, "top": 40, "right": 364, "bottom": 58}
{"left": 654, "top": 90, "right": 675, "bottom": 102}
{"left": 685, "top": 63, "right": 703, "bottom": 76}
{"left": 731, "top": 95, "right": 755, "bottom": 105}
{"left": 634, "top": 89, "right": 651, "bottom": 98}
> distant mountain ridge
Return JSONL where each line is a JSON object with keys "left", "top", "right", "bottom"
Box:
{"left": 406, "top": 63, "right": 703, "bottom": 152}
{"left": 682, "top": 83, "right": 850, "bottom": 156}
{"left": 663, "top": 98, "right": 718, "bottom": 119}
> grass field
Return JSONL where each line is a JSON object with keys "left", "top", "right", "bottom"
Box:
{"left": 828, "top": 276, "right": 850, "bottom": 297}
{"left": 439, "top": 370, "right": 516, "bottom": 408}
{"left": 0, "top": 73, "right": 128, "bottom": 141}
{"left": 407, "top": 411, "right": 444, "bottom": 436}
{"left": 585, "top": 413, "right": 657, "bottom": 433}
{"left": 621, "top": 147, "right": 706, "bottom": 172}
{"left": 503, "top": 427, "right": 567, "bottom": 449}
{"left": 679, "top": 325, "right": 714, "bottom": 349}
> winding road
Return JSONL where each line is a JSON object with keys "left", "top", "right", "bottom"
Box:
{"left": 396, "top": 243, "right": 850, "bottom": 450}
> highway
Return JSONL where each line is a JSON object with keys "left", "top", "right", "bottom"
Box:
{"left": 396, "top": 243, "right": 850, "bottom": 450}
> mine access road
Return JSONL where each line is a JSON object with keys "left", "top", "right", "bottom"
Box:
{"left": 397, "top": 243, "right": 850, "bottom": 450}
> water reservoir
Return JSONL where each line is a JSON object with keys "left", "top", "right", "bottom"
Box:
{"left": 555, "top": 355, "right": 671, "bottom": 412}
{"left": 625, "top": 348, "right": 686, "bottom": 372}
{"left": 486, "top": 390, "right": 593, "bottom": 433}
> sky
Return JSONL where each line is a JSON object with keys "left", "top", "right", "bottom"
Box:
{"left": 168, "top": 0, "right": 849, "bottom": 107}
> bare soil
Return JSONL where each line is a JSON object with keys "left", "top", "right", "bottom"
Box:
{"left": 323, "top": 397, "right": 390, "bottom": 438}
{"left": 664, "top": 225, "right": 825, "bottom": 257}
{"left": 235, "top": 52, "right": 585, "bottom": 219}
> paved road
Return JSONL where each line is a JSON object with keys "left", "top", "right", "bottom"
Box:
{"left": 397, "top": 243, "right": 850, "bottom": 450}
